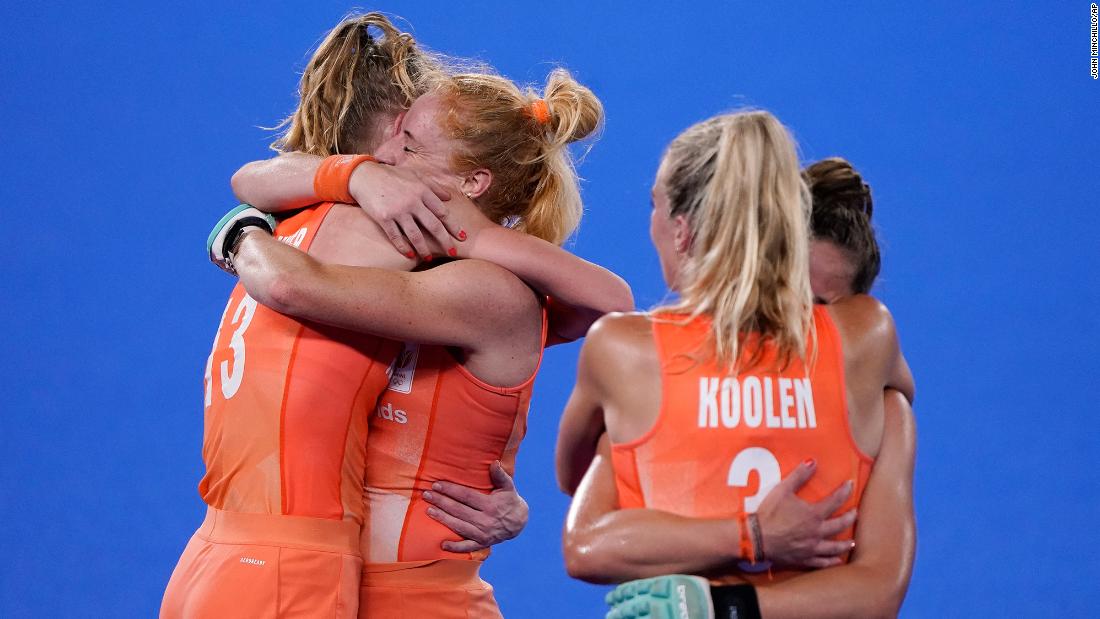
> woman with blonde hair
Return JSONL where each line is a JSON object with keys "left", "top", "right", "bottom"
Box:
{"left": 166, "top": 12, "right": 629, "bottom": 619}
{"left": 217, "top": 17, "right": 634, "bottom": 619}
{"left": 558, "top": 110, "right": 915, "bottom": 618}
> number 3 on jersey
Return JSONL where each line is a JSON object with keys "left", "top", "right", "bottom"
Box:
{"left": 728, "top": 446, "right": 780, "bottom": 572}
{"left": 204, "top": 294, "right": 258, "bottom": 407}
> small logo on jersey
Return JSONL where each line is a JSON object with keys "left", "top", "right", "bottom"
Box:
{"left": 239, "top": 557, "right": 266, "bottom": 567}
{"left": 376, "top": 401, "right": 408, "bottom": 424}
{"left": 386, "top": 343, "right": 419, "bottom": 393}
{"left": 276, "top": 227, "right": 307, "bottom": 248}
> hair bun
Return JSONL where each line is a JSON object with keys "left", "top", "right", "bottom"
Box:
{"left": 541, "top": 68, "right": 603, "bottom": 147}
{"left": 803, "top": 157, "right": 873, "bottom": 220}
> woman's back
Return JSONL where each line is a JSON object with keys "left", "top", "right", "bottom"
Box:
{"left": 597, "top": 302, "right": 896, "bottom": 583}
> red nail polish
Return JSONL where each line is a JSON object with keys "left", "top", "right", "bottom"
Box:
{"left": 406, "top": 251, "right": 415, "bottom": 259}
{"left": 423, "top": 254, "right": 433, "bottom": 262}
{"left": 458, "top": 230, "right": 467, "bottom": 241}
{"left": 804, "top": 458, "right": 816, "bottom": 467}
{"left": 448, "top": 247, "right": 457, "bottom": 257}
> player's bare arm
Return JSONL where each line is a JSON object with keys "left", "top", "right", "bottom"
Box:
{"left": 754, "top": 389, "right": 916, "bottom": 619}
{"left": 563, "top": 438, "right": 857, "bottom": 583}
{"left": 234, "top": 154, "right": 459, "bottom": 257}
{"left": 233, "top": 230, "right": 542, "bottom": 386}
{"left": 236, "top": 155, "right": 632, "bottom": 342}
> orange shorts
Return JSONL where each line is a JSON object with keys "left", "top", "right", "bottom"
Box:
{"left": 161, "top": 508, "right": 362, "bottom": 619}
{"left": 358, "top": 559, "right": 501, "bottom": 619}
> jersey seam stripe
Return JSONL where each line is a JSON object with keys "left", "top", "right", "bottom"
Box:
{"left": 277, "top": 204, "right": 334, "bottom": 517}
{"left": 340, "top": 344, "right": 382, "bottom": 521}
{"left": 396, "top": 363, "right": 448, "bottom": 561}
{"left": 278, "top": 323, "right": 308, "bottom": 515}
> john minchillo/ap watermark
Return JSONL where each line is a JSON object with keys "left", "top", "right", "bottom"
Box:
{"left": 1092, "top": 3, "right": 1099, "bottom": 78}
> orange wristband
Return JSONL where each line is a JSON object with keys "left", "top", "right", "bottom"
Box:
{"left": 314, "top": 154, "right": 376, "bottom": 204}
{"left": 738, "top": 513, "right": 755, "bottom": 565}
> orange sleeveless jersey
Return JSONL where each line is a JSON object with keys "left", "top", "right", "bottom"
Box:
{"left": 199, "top": 203, "right": 400, "bottom": 524}
{"left": 361, "top": 310, "right": 547, "bottom": 563}
{"left": 611, "top": 306, "right": 873, "bottom": 583}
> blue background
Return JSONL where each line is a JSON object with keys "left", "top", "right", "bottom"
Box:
{"left": 2, "top": 2, "right": 1097, "bottom": 616}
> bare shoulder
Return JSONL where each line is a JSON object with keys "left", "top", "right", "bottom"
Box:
{"left": 830, "top": 294, "right": 915, "bottom": 401}
{"left": 581, "top": 312, "right": 660, "bottom": 383}
{"left": 586, "top": 311, "right": 657, "bottom": 352}
{"left": 829, "top": 294, "right": 894, "bottom": 331}
{"left": 827, "top": 294, "right": 898, "bottom": 353}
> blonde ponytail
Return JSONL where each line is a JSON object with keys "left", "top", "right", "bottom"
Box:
{"left": 659, "top": 110, "right": 814, "bottom": 371}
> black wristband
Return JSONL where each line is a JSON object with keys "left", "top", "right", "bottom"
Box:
{"left": 222, "top": 216, "right": 274, "bottom": 259}
{"left": 711, "top": 584, "right": 762, "bottom": 619}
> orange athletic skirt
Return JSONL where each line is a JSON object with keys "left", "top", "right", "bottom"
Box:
{"left": 161, "top": 507, "right": 361, "bottom": 619}
{"left": 358, "top": 559, "right": 502, "bottom": 619}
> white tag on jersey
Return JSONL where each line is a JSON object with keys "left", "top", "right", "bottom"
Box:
{"left": 386, "top": 343, "right": 419, "bottom": 394}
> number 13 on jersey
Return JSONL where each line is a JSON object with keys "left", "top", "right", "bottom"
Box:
{"left": 204, "top": 293, "right": 258, "bottom": 407}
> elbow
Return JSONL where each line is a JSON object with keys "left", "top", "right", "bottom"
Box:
{"left": 230, "top": 162, "right": 260, "bottom": 203}
{"left": 866, "top": 596, "right": 903, "bottom": 619}
{"left": 263, "top": 271, "right": 305, "bottom": 316}
{"left": 245, "top": 267, "right": 304, "bottom": 317}
{"left": 604, "top": 277, "right": 634, "bottom": 314}
{"left": 879, "top": 573, "right": 911, "bottom": 618}
{"left": 862, "top": 568, "right": 910, "bottom": 619}
{"left": 562, "top": 536, "right": 614, "bottom": 584}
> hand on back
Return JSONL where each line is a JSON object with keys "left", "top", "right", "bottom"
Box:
{"left": 421, "top": 461, "right": 529, "bottom": 553}
{"left": 754, "top": 459, "right": 858, "bottom": 569}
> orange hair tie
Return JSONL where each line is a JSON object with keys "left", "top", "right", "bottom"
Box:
{"left": 526, "top": 99, "right": 551, "bottom": 125}
{"left": 314, "top": 154, "right": 376, "bottom": 204}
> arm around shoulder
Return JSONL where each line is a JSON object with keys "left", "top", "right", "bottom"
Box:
{"left": 231, "top": 152, "right": 325, "bottom": 212}
{"left": 467, "top": 225, "right": 634, "bottom": 343}
{"left": 234, "top": 233, "right": 535, "bottom": 350}
{"left": 562, "top": 436, "right": 744, "bottom": 584}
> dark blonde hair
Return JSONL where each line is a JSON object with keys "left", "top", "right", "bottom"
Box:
{"left": 434, "top": 68, "right": 603, "bottom": 245}
{"left": 659, "top": 110, "right": 813, "bottom": 370}
{"left": 271, "top": 12, "right": 438, "bottom": 156}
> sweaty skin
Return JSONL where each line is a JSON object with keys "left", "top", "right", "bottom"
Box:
{"left": 558, "top": 155, "right": 916, "bottom": 616}
{"left": 567, "top": 391, "right": 916, "bottom": 619}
